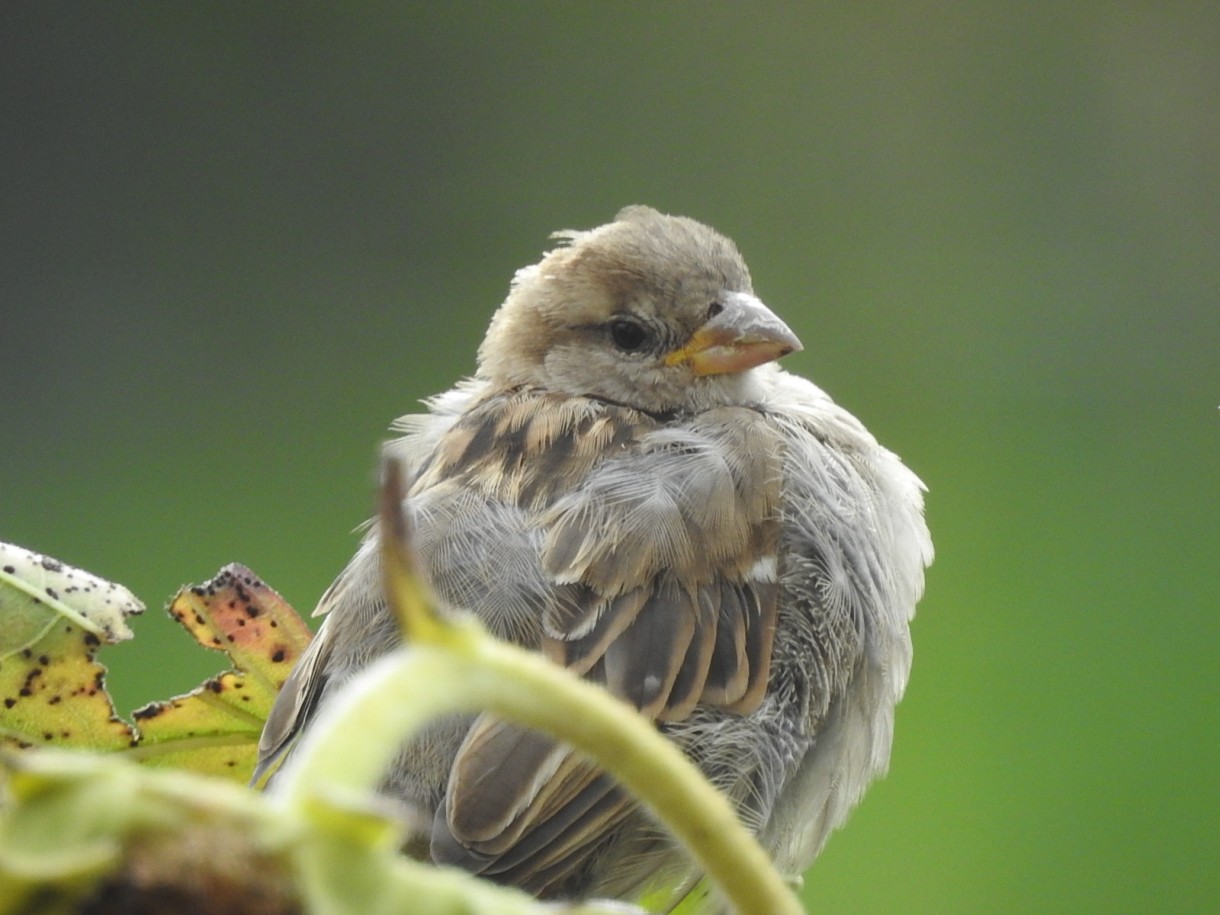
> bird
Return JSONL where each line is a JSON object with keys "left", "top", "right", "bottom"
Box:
{"left": 254, "top": 205, "right": 933, "bottom": 908}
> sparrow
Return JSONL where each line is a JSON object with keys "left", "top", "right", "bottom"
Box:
{"left": 255, "top": 205, "right": 932, "bottom": 907}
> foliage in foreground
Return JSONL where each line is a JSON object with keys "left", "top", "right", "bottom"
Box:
{"left": 0, "top": 463, "right": 803, "bottom": 914}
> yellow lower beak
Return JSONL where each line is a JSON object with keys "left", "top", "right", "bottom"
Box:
{"left": 665, "top": 292, "right": 802, "bottom": 376}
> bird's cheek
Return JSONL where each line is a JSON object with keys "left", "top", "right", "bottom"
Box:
{"left": 543, "top": 348, "right": 614, "bottom": 398}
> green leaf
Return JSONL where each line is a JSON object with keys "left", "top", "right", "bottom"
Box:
{"left": 0, "top": 542, "right": 142, "bottom": 752}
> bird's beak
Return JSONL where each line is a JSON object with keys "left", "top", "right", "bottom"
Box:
{"left": 665, "top": 292, "right": 803, "bottom": 376}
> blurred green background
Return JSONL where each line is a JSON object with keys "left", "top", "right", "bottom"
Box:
{"left": 3, "top": 4, "right": 1216, "bottom": 912}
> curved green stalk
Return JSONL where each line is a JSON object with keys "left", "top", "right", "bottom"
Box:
{"left": 274, "top": 624, "right": 802, "bottom": 915}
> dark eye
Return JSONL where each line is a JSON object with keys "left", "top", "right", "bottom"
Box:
{"left": 706, "top": 301, "right": 724, "bottom": 319}
{"left": 609, "top": 318, "right": 649, "bottom": 352}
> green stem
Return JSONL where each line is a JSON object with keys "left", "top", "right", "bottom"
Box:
{"left": 274, "top": 621, "right": 803, "bottom": 915}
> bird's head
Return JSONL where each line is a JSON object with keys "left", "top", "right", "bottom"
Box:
{"left": 477, "top": 205, "right": 802, "bottom": 415}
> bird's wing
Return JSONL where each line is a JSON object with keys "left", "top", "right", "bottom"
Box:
{"left": 252, "top": 383, "right": 480, "bottom": 786}
{"left": 425, "top": 390, "right": 786, "bottom": 895}
{"left": 536, "top": 412, "right": 784, "bottom": 719}
{"left": 251, "top": 522, "right": 404, "bottom": 784}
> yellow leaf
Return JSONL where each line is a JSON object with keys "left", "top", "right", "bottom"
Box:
{"left": 128, "top": 564, "right": 312, "bottom": 781}
{"left": 0, "top": 542, "right": 141, "bottom": 752}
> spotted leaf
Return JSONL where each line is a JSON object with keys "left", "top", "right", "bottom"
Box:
{"left": 0, "top": 541, "right": 142, "bottom": 751}
{"left": 128, "top": 564, "right": 313, "bottom": 781}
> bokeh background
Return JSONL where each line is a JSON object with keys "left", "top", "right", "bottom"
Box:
{"left": 3, "top": 4, "right": 1216, "bottom": 912}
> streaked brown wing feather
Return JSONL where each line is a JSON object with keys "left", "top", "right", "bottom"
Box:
{"left": 725, "top": 579, "right": 781, "bottom": 714}
{"left": 542, "top": 586, "right": 649, "bottom": 673}
{"left": 435, "top": 716, "right": 633, "bottom": 894}
{"left": 601, "top": 576, "right": 697, "bottom": 717}
{"left": 489, "top": 781, "right": 634, "bottom": 896}
{"left": 659, "top": 586, "right": 719, "bottom": 721}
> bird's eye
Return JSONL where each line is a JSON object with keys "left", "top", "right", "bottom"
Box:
{"left": 609, "top": 318, "right": 649, "bottom": 352}
{"left": 706, "top": 301, "right": 724, "bottom": 319}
